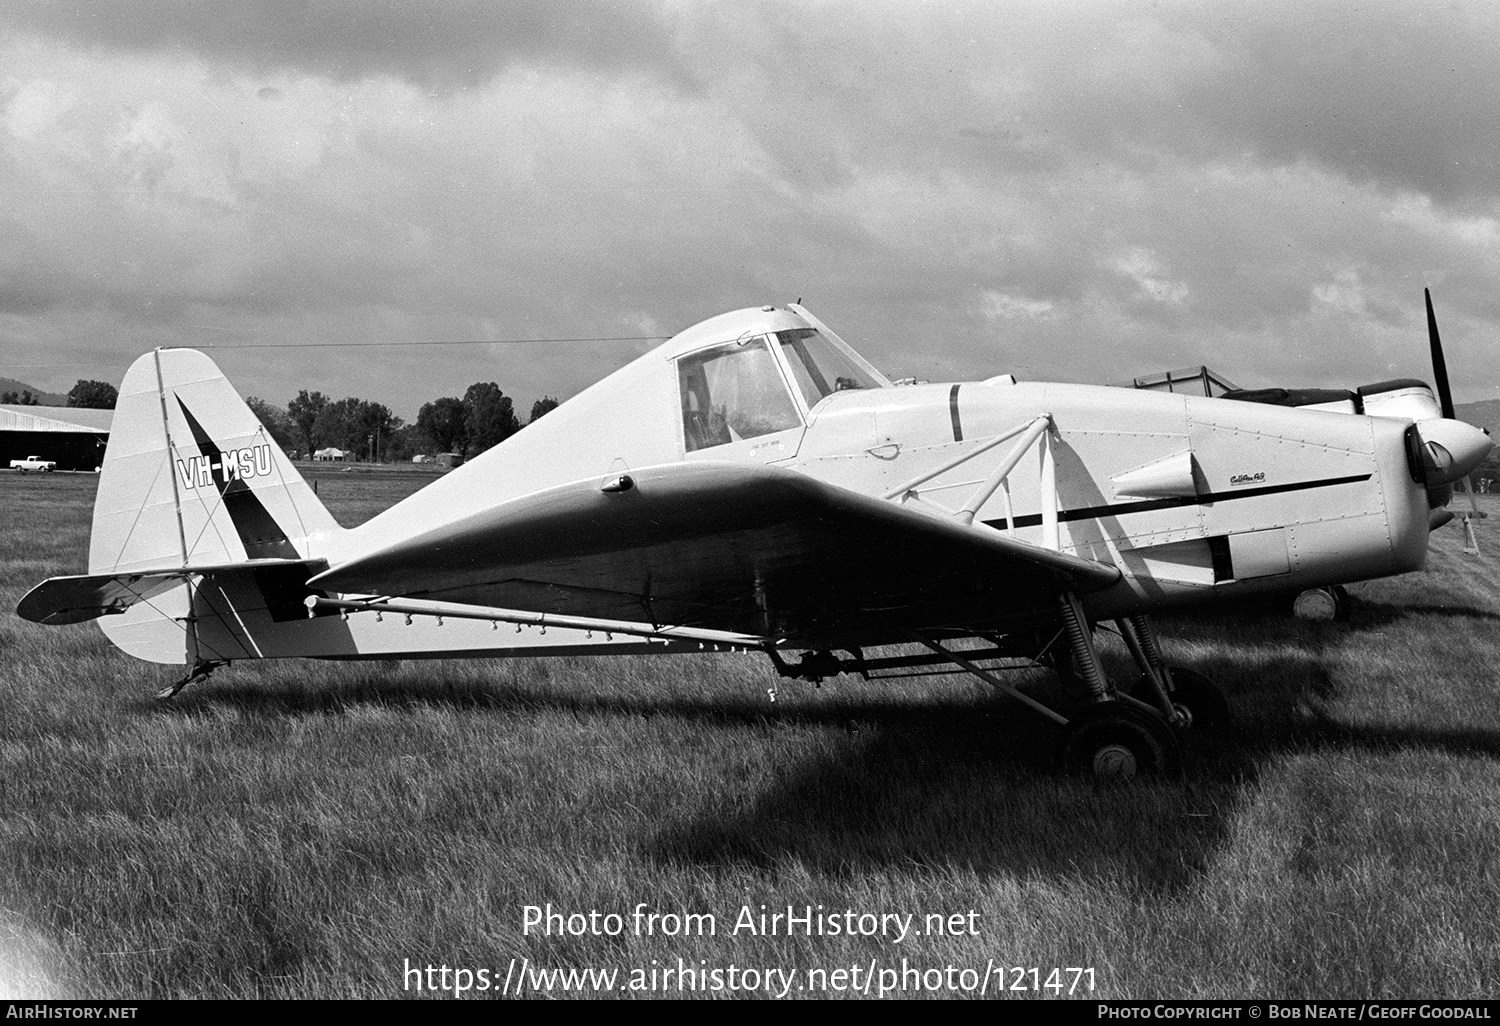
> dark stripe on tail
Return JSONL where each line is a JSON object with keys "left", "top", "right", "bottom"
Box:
{"left": 176, "top": 399, "right": 300, "bottom": 560}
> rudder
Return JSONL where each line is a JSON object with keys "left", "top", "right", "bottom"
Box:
{"left": 83, "top": 348, "right": 344, "bottom": 665}
{"left": 90, "top": 348, "right": 343, "bottom": 575}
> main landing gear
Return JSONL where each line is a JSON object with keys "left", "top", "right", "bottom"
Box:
{"left": 918, "top": 600, "right": 1229, "bottom": 780}
{"left": 909, "top": 629, "right": 1189, "bottom": 780}
{"left": 1043, "top": 597, "right": 1220, "bottom": 780}
{"left": 1057, "top": 702, "right": 1180, "bottom": 779}
{"left": 769, "top": 593, "right": 1230, "bottom": 781}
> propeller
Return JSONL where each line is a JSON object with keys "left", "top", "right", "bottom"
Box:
{"left": 1426, "top": 288, "right": 1456, "bottom": 420}
{"left": 1425, "top": 288, "right": 1483, "bottom": 553}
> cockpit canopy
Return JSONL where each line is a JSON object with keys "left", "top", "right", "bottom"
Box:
{"left": 677, "top": 326, "right": 886, "bottom": 452}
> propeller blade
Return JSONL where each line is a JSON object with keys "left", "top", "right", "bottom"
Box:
{"left": 1426, "top": 287, "right": 1457, "bottom": 420}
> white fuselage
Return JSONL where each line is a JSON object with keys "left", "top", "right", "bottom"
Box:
{"left": 83, "top": 305, "right": 1469, "bottom": 665}
{"left": 322, "top": 304, "right": 1433, "bottom": 626}
{"left": 789, "top": 379, "right": 1428, "bottom": 619}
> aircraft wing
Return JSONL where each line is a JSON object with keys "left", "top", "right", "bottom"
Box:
{"left": 309, "top": 462, "right": 1119, "bottom": 645}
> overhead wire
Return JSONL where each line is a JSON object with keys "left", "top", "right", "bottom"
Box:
{"left": 195, "top": 336, "right": 672, "bottom": 349}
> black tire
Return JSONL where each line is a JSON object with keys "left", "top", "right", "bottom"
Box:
{"left": 1057, "top": 703, "right": 1181, "bottom": 780}
{"left": 1165, "top": 667, "right": 1231, "bottom": 732}
{"left": 1292, "top": 587, "right": 1343, "bottom": 621}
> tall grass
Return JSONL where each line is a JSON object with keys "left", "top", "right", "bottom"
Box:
{"left": 2, "top": 471, "right": 1498, "bottom": 998}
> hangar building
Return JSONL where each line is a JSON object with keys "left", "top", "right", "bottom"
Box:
{"left": 0, "top": 406, "right": 113, "bottom": 472}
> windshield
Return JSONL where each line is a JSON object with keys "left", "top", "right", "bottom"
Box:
{"left": 775, "top": 329, "right": 881, "bottom": 407}
{"left": 678, "top": 337, "right": 803, "bottom": 452}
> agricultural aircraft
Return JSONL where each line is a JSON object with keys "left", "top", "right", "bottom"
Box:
{"left": 16, "top": 302, "right": 1492, "bottom": 778}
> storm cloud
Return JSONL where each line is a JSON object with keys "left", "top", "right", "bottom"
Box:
{"left": 3, "top": 1, "right": 1499, "bottom": 415}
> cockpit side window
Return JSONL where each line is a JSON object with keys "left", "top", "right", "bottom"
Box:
{"left": 776, "top": 329, "right": 881, "bottom": 408}
{"left": 678, "top": 337, "right": 803, "bottom": 452}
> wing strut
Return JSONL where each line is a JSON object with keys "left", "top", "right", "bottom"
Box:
{"left": 881, "top": 413, "right": 1058, "bottom": 546}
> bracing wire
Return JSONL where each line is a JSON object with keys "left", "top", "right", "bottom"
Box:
{"left": 197, "top": 336, "right": 671, "bottom": 350}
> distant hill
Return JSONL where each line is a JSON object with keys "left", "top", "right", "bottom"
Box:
{"left": 0, "top": 377, "right": 67, "bottom": 406}
{"left": 1453, "top": 401, "right": 1500, "bottom": 484}
{"left": 1455, "top": 400, "right": 1500, "bottom": 439}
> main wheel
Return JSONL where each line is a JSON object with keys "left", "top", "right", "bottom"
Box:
{"left": 1165, "top": 667, "right": 1231, "bottom": 732}
{"left": 1057, "top": 703, "right": 1181, "bottom": 780}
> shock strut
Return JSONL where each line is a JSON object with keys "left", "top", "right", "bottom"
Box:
{"left": 1129, "top": 614, "right": 1175, "bottom": 691}
{"left": 1057, "top": 593, "right": 1109, "bottom": 702}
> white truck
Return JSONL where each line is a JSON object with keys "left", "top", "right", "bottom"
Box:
{"left": 10, "top": 455, "right": 57, "bottom": 472}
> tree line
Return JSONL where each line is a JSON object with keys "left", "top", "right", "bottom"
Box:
{"left": 248, "top": 386, "right": 559, "bottom": 462}
{"left": 3, "top": 375, "right": 560, "bottom": 463}
{"left": 2, "top": 380, "right": 119, "bottom": 408}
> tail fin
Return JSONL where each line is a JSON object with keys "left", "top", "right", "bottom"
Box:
{"left": 90, "top": 348, "right": 341, "bottom": 574}
{"left": 20, "top": 351, "right": 680, "bottom": 665}
{"left": 24, "top": 351, "right": 673, "bottom": 667}
{"left": 15, "top": 348, "right": 344, "bottom": 663}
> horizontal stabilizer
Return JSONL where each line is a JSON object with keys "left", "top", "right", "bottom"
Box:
{"left": 17, "top": 559, "right": 327, "bottom": 625}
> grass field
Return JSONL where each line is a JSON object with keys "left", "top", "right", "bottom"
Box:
{"left": 3, "top": 469, "right": 1499, "bottom": 999}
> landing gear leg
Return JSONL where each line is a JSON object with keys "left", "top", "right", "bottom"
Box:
{"left": 1053, "top": 597, "right": 1180, "bottom": 778}
{"left": 1159, "top": 667, "right": 1231, "bottom": 732}
{"left": 919, "top": 632, "right": 1175, "bottom": 777}
{"left": 1119, "top": 614, "right": 1231, "bottom": 732}
{"left": 917, "top": 594, "right": 1181, "bottom": 778}
{"left": 157, "top": 660, "right": 225, "bottom": 700}
{"left": 1116, "top": 615, "right": 1181, "bottom": 725}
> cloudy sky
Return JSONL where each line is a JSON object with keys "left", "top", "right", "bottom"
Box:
{"left": 4, "top": 1, "right": 1500, "bottom": 420}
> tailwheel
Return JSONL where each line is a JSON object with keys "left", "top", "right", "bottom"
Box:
{"left": 1057, "top": 703, "right": 1181, "bottom": 780}
{"left": 1164, "top": 667, "right": 1231, "bottom": 732}
{"left": 1292, "top": 585, "right": 1351, "bottom": 622}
